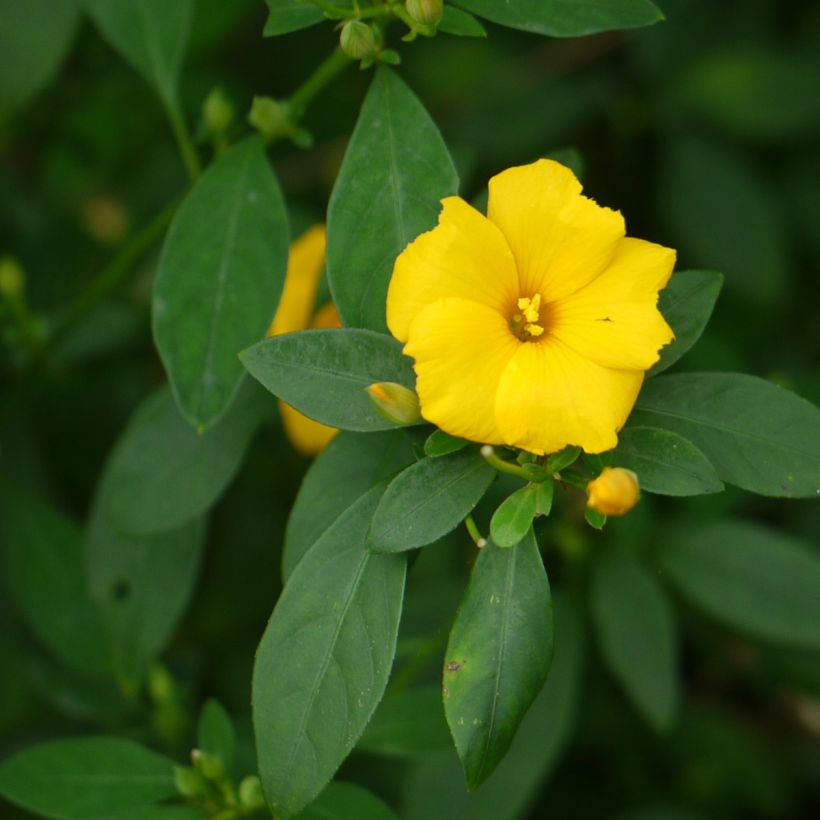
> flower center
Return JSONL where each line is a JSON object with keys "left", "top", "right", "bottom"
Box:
{"left": 510, "top": 294, "right": 545, "bottom": 341}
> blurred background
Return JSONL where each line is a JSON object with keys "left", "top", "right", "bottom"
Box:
{"left": 1, "top": 0, "right": 819, "bottom": 818}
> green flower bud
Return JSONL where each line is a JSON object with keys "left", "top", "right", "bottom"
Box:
{"left": 238, "top": 775, "right": 265, "bottom": 808}
{"left": 191, "top": 748, "right": 224, "bottom": 781}
{"left": 0, "top": 256, "right": 24, "bottom": 299}
{"left": 406, "top": 0, "right": 443, "bottom": 26}
{"left": 340, "top": 20, "right": 377, "bottom": 60}
{"left": 248, "top": 96, "right": 289, "bottom": 140}
{"left": 203, "top": 86, "right": 234, "bottom": 135}
{"left": 366, "top": 382, "right": 422, "bottom": 426}
{"left": 174, "top": 765, "right": 206, "bottom": 798}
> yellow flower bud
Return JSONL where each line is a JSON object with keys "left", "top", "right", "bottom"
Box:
{"left": 586, "top": 467, "right": 640, "bottom": 517}
{"left": 406, "top": 0, "right": 443, "bottom": 26}
{"left": 0, "top": 256, "right": 24, "bottom": 299}
{"left": 366, "top": 382, "right": 421, "bottom": 426}
{"left": 203, "top": 86, "right": 234, "bottom": 135}
{"left": 340, "top": 20, "right": 377, "bottom": 60}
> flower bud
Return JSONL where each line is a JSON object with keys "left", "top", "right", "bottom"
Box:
{"left": 203, "top": 86, "right": 234, "bottom": 135}
{"left": 0, "top": 256, "right": 24, "bottom": 299}
{"left": 406, "top": 0, "right": 443, "bottom": 26}
{"left": 174, "top": 765, "right": 205, "bottom": 798}
{"left": 586, "top": 467, "right": 640, "bottom": 517}
{"left": 340, "top": 20, "right": 377, "bottom": 60}
{"left": 239, "top": 775, "right": 266, "bottom": 809}
{"left": 248, "top": 96, "right": 289, "bottom": 140}
{"left": 366, "top": 382, "right": 421, "bottom": 426}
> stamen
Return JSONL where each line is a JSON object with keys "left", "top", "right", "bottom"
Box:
{"left": 512, "top": 294, "right": 545, "bottom": 340}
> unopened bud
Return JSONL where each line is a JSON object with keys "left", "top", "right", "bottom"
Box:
{"left": 586, "top": 467, "right": 640, "bottom": 517}
{"left": 406, "top": 0, "right": 443, "bottom": 26}
{"left": 366, "top": 382, "right": 421, "bottom": 426}
{"left": 0, "top": 256, "right": 24, "bottom": 299}
{"left": 248, "top": 96, "right": 289, "bottom": 140}
{"left": 340, "top": 20, "right": 377, "bottom": 60}
{"left": 174, "top": 765, "right": 206, "bottom": 798}
{"left": 239, "top": 775, "right": 265, "bottom": 809}
{"left": 203, "top": 86, "right": 234, "bottom": 135}
{"left": 192, "top": 748, "right": 224, "bottom": 781}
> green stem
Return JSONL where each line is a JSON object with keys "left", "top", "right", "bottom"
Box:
{"left": 464, "top": 514, "right": 485, "bottom": 547}
{"left": 288, "top": 48, "right": 352, "bottom": 121}
{"left": 480, "top": 445, "right": 543, "bottom": 481}
{"left": 166, "top": 102, "right": 202, "bottom": 182}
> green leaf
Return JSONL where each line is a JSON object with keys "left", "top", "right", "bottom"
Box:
{"left": 613, "top": 426, "right": 724, "bottom": 497}
{"left": 534, "top": 480, "right": 554, "bottom": 517}
{"left": 590, "top": 553, "right": 679, "bottom": 730}
{"left": 424, "top": 429, "right": 470, "bottom": 458}
{"left": 326, "top": 67, "right": 459, "bottom": 332}
{"left": 0, "top": 0, "right": 79, "bottom": 118}
{"left": 1, "top": 484, "right": 109, "bottom": 676}
{"left": 368, "top": 449, "right": 495, "bottom": 553}
{"left": 241, "top": 329, "right": 416, "bottom": 433}
{"left": 451, "top": 0, "right": 663, "bottom": 37}
{"left": 660, "top": 137, "right": 788, "bottom": 309}
{"left": 660, "top": 520, "right": 820, "bottom": 652}
{"left": 545, "top": 445, "right": 581, "bottom": 473}
{"left": 263, "top": 0, "right": 325, "bottom": 36}
{"left": 296, "top": 782, "right": 399, "bottom": 820}
{"left": 197, "top": 700, "right": 236, "bottom": 773}
{"left": 490, "top": 485, "right": 537, "bottom": 548}
{"left": 105, "top": 382, "right": 272, "bottom": 535}
{"left": 585, "top": 507, "right": 607, "bottom": 530}
{"left": 438, "top": 6, "right": 487, "bottom": 37}
{"left": 444, "top": 531, "right": 553, "bottom": 788}
{"left": 283, "top": 430, "right": 416, "bottom": 580}
{"left": 0, "top": 737, "right": 177, "bottom": 819}
{"left": 358, "top": 686, "right": 452, "bottom": 758}
{"left": 85, "top": 0, "right": 192, "bottom": 111}
{"left": 154, "top": 137, "right": 289, "bottom": 430}
{"left": 405, "top": 595, "right": 581, "bottom": 820}
{"left": 633, "top": 373, "right": 820, "bottom": 498}
{"left": 253, "top": 485, "right": 407, "bottom": 818}
{"left": 651, "top": 270, "right": 723, "bottom": 376}
{"left": 86, "top": 453, "right": 206, "bottom": 683}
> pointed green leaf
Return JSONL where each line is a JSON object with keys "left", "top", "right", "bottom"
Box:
{"left": 613, "top": 426, "right": 724, "bottom": 496}
{"left": 490, "top": 485, "right": 537, "bottom": 548}
{"left": 585, "top": 507, "right": 607, "bottom": 529}
{"left": 327, "top": 67, "right": 459, "bottom": 332}
{"left": 105, "top": 382, "right": 272, "bottom": 536}
{"left": 424, "top": 429, "right": 470, "bottom": 458}
{"left": 283, "top": 430, "right": 416, "bottom": 580}
{"left": 1, "top": 484, "right": 109, "bottom": 676}
{"left": 452, "top": 0, "right": 663, "bottom": 37}
{"left": 633, "top": 373, "right": 820, "bottom": 497}
{"left": 438, "top": 7, "right": 487, "bottom": 37}
{"left": 263, "top": 0, "right": 325, "bottom": 36}
{"left": 358, "top": 686, "right": 452, "bottom": 758}
{"left": 154, "top": 137, "right": 289, "bottom": 429}
{"left": 444, "top": 532, "right": 553, "bottom": 788}
{"left": 545, "top": 445, "right": 581, "bottom": 473}
{"left": 0, "top": 0, "right": 79, "bottom": 117}
{"left": 534, "top": 480, "right": 554, "bottom": 517}
{"left": 660, "top": 521, "right": 820, "bottom": 652}
{"left": 403, "top": 595, "right": 584, "bottom": 820}
{"left": 241, "top": 329, "right": 416, "bottom": 433}
{"left": 85, "top": 0, "right": 192, "bottom": 111}
{"left": 651, "top": 270, "right": 723, "bottom": 375}
{"left": 591, "top": 554, "right": 679, "bottom": 730}
{"left": 368, "top": 449, "right": 495, "bottom": 553}
{"left": 253, "top": 486, "right": 407, "bottom": 818}
{"left": 0, "top": 737, "right": 176, "bottom": 819}
{"left": 296, "top": 783, "right": 399, "bottom": 820}
{"left": 197, "top": 700, "right": 236, "bottom": 774}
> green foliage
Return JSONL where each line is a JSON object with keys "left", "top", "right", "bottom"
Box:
{"left": 438, "top": 7, "right": 487, "bottom": 38}
{"left": 264, "top": 0, "right": 325, "bottom": 37}
{"left": 326, "top": 68, "right": 459, "bottom": 332}
{"left": 241, "top": 329, "right": 417, "bottom": 431}
{"left": 253, "top": 486, "right": 406, "bottom": 817}
{"left": 154, "top": 137, "right": 289, "bottom": 429}
{"left": 490, "top": 485, "right": 538, "bottom": 548}
{"left": 0, "top": 737, "right": 177, "bottom": 819}
{"left": 661, "top": 521, "right": 820, "bottom": 651}
{"left": 444, "top": 532, "right": 553, "bottom": 788}
{"left": 424, "top": 428, "right": 470, "bottom": 457}
{"left": 197, "top": 699, "right": 237, "bottom": 775}
{"left": 296, "top": 782, "right": 399, "bottom": 820}
{"left": 591, "top": 553, "right": 679, "bottom": 730}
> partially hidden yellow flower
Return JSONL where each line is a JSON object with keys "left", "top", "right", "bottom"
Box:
{"left": 386, "top": 159, "right": 676, "bottom": 455}
{"left": 586, "top": 467, "right": 641, "bottom": 516}
{"left": 268, "top": 225, "right": 340, "bottom": 456}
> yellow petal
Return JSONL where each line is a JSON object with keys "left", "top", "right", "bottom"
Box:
{"left": 404, "top": 297, "right": 519, "bottom": 444}
{"left": 494, "top": 338, "right": 643, "bottom": 455}
{"left": 387, "top": 197, "right": 519, "bottom": 343}
{"left": 487, "top": 159, "right": 625, "bottom": 302}
{"left": 279, "top": 400, "right": 338, "bottom": 456}
{"left": 311, "top": 300, "right": 342, "bottom": 329}
{"left": 550, "top": 237, "right": 676, "bottom": 370}
{"left": 268, "top": 225, "right": 327, "bottom": 337}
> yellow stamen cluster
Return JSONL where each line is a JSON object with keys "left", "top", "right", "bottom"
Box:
{"left": 512, "top": 294, "right": 544, "bottom": 340}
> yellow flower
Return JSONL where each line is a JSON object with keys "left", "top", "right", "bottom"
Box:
{"left": 268, "top": 225, "right": 340, "bottom": 456}
{"left": 586, "top": 467, "right": 641, "bottom": 516}
{"left": 386, "top": 159, "right": 675, "bottom": 455}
